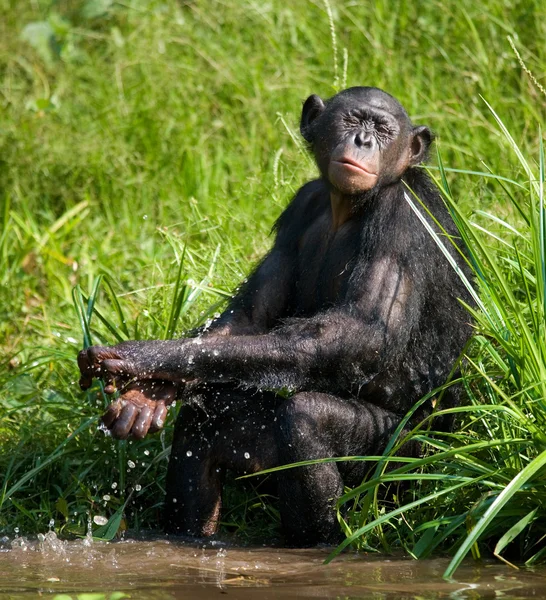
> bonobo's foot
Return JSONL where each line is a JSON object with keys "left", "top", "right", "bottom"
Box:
{"left": 101, "top": 380, "right": 178, "bottom": 439}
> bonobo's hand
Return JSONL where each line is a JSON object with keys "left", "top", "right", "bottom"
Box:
{"left": 102, "top": 380, "right": 178, "bottom": 440}
{"left": 78, "top": 341, "right": 184, "bottom": 439}
{"left": 78, "top": 340, "right": 178, "bottom": 392}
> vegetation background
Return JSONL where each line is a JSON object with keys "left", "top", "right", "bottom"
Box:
{"left": 1, "top": 0, "right": 546, "bottom": 573}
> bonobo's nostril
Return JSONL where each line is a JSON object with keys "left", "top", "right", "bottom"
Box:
{"left": 354, "top": 133, "right": 372, "bottom": 149}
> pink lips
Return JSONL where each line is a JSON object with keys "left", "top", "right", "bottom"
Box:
{"left": 332, "top": 158, "right": 377, "bottom": 177}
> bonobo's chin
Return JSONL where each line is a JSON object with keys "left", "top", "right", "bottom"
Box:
{"left": 335, "top": 174, "right": 406, "bottom": 203}
{"left": 329, "top": 181, "right": 379, "bottom": 205}
{"left": 328, "top": 165, "right": 378, "bottom": 195}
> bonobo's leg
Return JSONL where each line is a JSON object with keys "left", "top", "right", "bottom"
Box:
{"left": 164, "top": 383, "right": 280, "bottom": 537}
{"left": 276, "top": 392, "right": 406, "bottom": 546}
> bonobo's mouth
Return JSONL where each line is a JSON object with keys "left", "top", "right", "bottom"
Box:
{"left": 332, "top": 158, "right": 378, "bottom": 178}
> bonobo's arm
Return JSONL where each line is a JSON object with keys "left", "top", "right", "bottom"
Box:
{"left": 79, "top": 255, "right": 423, "bottom": 397}
{"left": 207, "top": 246, "right": 296, "bottom": 336}
{"left": 79, "top": 185, "right": 317, "bottom": 438}
{"left": 206, "top": 182, "right": 320, "bottom": 336}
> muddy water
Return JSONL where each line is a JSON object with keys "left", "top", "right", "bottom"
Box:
{"left": 1, "top": 535, "right": 545, "bottom": 599}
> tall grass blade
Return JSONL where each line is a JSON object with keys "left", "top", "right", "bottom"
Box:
{"left": 327, "top": 476, "right": 488, "bottom": 564}
{"left": 444, "top": 449, "right": 546, "bottom": 578}
{"left": 103, "top": 276, "right": 130, "bottom": 339}
{"left": 72, "top": 286, "right": 93, "bottom": 348}
{"left": 0, "top": 417, "right": 97, "bottom": 511}
{"left": 539, "top": 131, "right": 546, "bottom": 329}
{"left": 164, "top": 244, "right": 187, "bottom": 340}
{"left": 403, "top": 190, "right": 483, "bottom": 311}
{"left": 494, "top": 508, "right": 537, "bottom": 565}
{"left": 481, "top": 98, "right": 539, "bottom": 196}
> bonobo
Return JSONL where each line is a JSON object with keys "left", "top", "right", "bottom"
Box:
{"left": 78, "top": 87, "right": 471, "bottom": 545}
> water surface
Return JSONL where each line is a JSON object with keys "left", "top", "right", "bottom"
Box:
{"left": 1, "top": 534, "right": 545, "bottom": 599}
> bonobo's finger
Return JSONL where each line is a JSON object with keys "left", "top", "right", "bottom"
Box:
{"left": 104, "top": 383, "right": 117, "bottom": 395}
{"left": 102, "top": 399, "right": 123, "bottom": 428}
{"left": 131, "top": 405, "right": 154, "bottom": 440}
{"left": 79, "top": 345, "right": 124, "bottom": 389}
{"left": 149, "top": 401, "right": 168, "bottom": 434}
{"left": 100, "top": 358, "right": 128, "bottom": 376}
{"left": 111, "top": 402, "right": 139, "bottom": 439}
{"left": 77, "top": 349, "right": 93, "bottom": 390}
{"left": 88, "top": 345, "right": 123, "bottom": 363}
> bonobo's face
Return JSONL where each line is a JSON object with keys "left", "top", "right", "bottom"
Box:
{"left": 300, "top": 87, "right": 432, "bottom": 195}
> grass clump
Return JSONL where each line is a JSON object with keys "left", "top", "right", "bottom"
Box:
{"left": 1, "top": 0, "right": 546, "bottom": 570}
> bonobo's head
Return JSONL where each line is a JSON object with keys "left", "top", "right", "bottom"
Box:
{"left": 300, "top": 87, "right": 433, "bottom": 195}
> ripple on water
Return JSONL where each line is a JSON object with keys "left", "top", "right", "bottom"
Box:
{"left": 1, "top": 536, "right": 546, "bottom": 599}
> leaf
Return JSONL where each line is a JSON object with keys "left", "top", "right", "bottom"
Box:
{"left": 26, "top": 97, "right": 58, "bottom": 113}
{"left": 20, "top": 21, "right": 59, "bottom": 65}
{"left": 413, "top": 524, "right": 439, "bottom": 559}
{"left": 56, "top": 497, "right": 69, "bottom": 519}
{"left": 494, "top": 508, "right": 537, "bottom": 557}
{"left": 6, "top": 374, "right": 37, "bottom": 397}
{"left": 92, "top": 505, "right": 125, "bottom": 541}
{"left": 81, "top": 0, "right": 114, "bottom": 20}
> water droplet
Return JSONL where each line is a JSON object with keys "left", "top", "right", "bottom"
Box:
{"left": 186, "top": 450, "right": 193, "bottom": 457}
{"left": 127, "top": 460, "right": 136, "bottom": 469}
{"left": 135, "top": 484, "right": 142, "bottom": 491}
{"left": 144, "top": 450, "right": 150, "bottom": 456}
{"left": 93, "top": 515, "right": 108, "bottom": 526}
{"left": 103, "top": 495, "right": 111, "bottom": 501}
{"left": 111, "top": 482, "right": 118, "bottom": 489}
{"left": 244, "top": 452, "right": 250, "bottom": 459}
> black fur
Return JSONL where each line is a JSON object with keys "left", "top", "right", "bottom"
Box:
{"left": 79, "top": 87, "right": 472, "bottom": 545}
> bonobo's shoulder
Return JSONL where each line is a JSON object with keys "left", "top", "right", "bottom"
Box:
{"left": 403, "top": 168, "right": 457, "bottom": 232}
{"left": 404, "top": 168, "right": 442, "bottom": 207}
{"left": 272, "top": 179, "right": 328, "bottom": 236}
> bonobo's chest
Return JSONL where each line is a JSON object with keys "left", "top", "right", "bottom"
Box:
{"left": 295, "top": 210, "right": 361, "bottom": 313}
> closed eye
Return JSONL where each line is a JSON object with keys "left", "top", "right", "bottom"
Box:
{"left": 374, "top": 122, "right": 396, "bottom": 145}
{"left": 342, "top": 111, "right": 397, "bottom": 143}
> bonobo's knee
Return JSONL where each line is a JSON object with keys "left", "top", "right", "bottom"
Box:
{"left": 276, "top": 392, "right": 333, "bottom": 461}
{"left": 277, "top": 392, "right": 316, "bottom": 436}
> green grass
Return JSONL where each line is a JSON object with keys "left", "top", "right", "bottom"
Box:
{"left": 1, "top": 0, "right": 546, "bottom": 571}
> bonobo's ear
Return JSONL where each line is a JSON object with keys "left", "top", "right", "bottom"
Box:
{"left": 300, "top": 94, "right": 326, "bottom": 143}
{"left": 409, "top": 125, "right": 434, "bottom": 166}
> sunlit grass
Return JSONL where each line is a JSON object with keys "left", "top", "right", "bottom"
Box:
{"left": 1, "top": 0, "right": 546, "bottom": 569}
